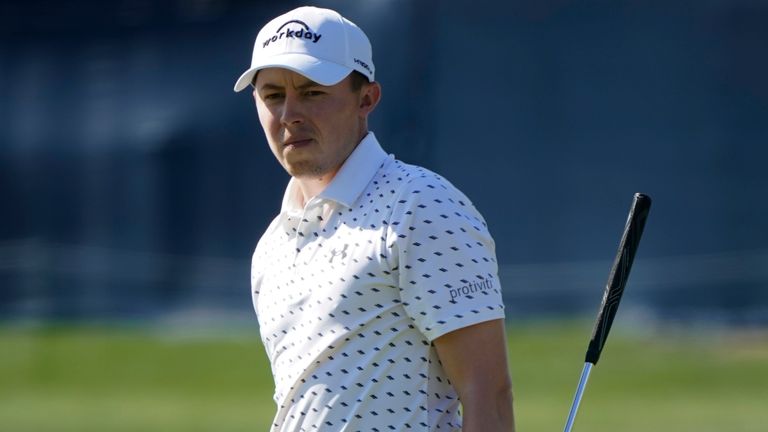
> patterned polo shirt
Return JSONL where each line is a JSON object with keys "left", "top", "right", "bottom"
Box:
{"left": 251, "top": 132, "right": 505, "bottom": 431}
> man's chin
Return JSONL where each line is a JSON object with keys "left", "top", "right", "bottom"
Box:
{"left": 286, "top": 163, "right": 326, "bottom": 179}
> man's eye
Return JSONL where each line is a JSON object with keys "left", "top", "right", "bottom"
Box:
{"left": 305, "top": 90, "right": 324, "bottom": 97}
{"left": 263, "top": 93, "right": 283, "bottom": 101}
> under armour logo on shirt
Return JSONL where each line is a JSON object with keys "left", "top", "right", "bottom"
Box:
{"left": 329, "top": 244, "right": 349, "bottom": 263}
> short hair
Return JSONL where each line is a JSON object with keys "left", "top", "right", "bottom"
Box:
{"left": 348, "top": 71, "right": 370, "bottom": 92}
{"left": 250, "top": 70, "right": 370, "bottom": 91}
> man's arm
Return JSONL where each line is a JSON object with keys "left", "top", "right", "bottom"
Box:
{"left": 433, "top": 319, "right": 516, "bottom": 432}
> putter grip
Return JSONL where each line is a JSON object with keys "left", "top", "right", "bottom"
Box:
{"left": 585, "top": 193, "right": 651, "bottom": 365}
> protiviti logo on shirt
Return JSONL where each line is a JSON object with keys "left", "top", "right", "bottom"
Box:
{"left": 262, "top": 20, "right": 322, "bottom": 48}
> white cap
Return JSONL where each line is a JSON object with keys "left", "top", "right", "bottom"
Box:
{"left": 233, "top": 6, "right": 375, "bottom": 92}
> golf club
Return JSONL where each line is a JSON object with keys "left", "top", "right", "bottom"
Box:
{"left": 562, "top": 192, "right": 652, "bottom": 432}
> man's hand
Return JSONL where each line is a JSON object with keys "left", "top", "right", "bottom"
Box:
{"left": 433, "top": 319, "right": 516, "bottom": 432}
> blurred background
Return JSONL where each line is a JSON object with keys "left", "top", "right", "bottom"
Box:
{"left": 1, "top": 0, "right": 767, "bottom": 431}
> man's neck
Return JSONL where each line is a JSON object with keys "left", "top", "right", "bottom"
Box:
{"left": 294, "top": 172, "right": 336, "bottom": 208}
{"left": 293, "top": 129, "right": 369, "bottom": 208}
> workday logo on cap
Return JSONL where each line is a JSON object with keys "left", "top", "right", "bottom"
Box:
{"left": 262, "top": 20, "right": 323, "bottom": 48}
{"left": 233, "top": 6, "right": 375, "bottom": 92}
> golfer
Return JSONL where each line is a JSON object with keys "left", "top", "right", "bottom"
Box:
{"left": 235, "top": 6, "right": 516, "bottom": 431}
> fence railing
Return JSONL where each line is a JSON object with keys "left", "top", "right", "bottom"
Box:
{"left": 2, "top": 238, "right": 767, "bottom": 325}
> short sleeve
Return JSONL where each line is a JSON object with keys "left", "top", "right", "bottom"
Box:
{"left": 386, "top": 172, "right": 505, "bottom": 341}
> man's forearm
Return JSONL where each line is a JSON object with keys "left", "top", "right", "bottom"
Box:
{"left": 460, "top": 386, "right": 516, "bottom": 432}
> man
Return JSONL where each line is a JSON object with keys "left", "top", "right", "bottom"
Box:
{"left": 234, "top": 6, "right": 515, "bottom": 432}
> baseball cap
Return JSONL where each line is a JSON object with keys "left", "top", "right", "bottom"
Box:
{"left": 233, "top": 6, "right": 375, "bottom": 92}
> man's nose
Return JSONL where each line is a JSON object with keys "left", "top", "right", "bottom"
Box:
{"left": 280, "top": 94, "right": 304, "bottom": 125}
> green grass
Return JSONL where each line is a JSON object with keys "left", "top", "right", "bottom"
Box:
{"left": 509, "top": 322, "right": 768, "bottom": 431}
{"left": 1, "top": 322, "right": 766, "bottom": 431}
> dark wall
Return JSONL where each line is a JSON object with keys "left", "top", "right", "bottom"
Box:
{"left": 426, "top": 0, "right": 768, "bottom": 263}
{"left": 1, "top": 0, "right": 766, "bottom": 323}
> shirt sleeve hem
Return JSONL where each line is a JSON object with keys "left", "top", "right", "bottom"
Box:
{"left": 422, "top": 309, "right": 506, "bottom": 342}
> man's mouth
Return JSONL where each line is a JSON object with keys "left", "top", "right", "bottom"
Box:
{"left": 284, "top": 138, "right": 313, "bottom": 148}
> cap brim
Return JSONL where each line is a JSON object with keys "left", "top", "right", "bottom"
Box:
{"left": 233, "top": 53, "right": 353, "bottom": 92}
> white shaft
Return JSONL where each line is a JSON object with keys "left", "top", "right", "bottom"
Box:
{"left": 563, "top": 362, "right": 593, "bottom": 432}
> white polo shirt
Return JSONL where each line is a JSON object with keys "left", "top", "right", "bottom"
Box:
{"left": 251, "top": 132, "right": 505, "bottom": 432}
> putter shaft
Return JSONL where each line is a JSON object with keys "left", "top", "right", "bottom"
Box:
{"left": 563, "top": 362, "right": 593, "bottom": 432}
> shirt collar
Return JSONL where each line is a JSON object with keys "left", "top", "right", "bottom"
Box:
{"left": 280, "top": 132, "right": 389, "bottom": 212}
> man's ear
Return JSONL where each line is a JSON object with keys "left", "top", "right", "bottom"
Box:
{"left": 358, "top": 82, "right": 381, "bottom": 116}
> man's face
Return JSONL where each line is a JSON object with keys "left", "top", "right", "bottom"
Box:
{"left": 253, "top": 68, "right": 371, "bottom": 181}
